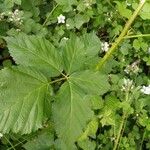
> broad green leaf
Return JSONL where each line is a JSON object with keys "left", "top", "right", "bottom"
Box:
{"left": 5, "top": 34, "right": 63, "bottom": 77}
{"left": 53, "top": 70, "right": 110, "bottom": 149}
{"left": 0, "top": 66, "right": 51, "bottom": 134}
{"left": 24, "top": 128, "right": 54, "bottom": 150}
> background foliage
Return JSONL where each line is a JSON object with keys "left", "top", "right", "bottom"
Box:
{"left": 0, "top": 0, "right": 150, "bottom": 150}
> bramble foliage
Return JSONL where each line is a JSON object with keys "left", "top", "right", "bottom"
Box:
{"left": 0, "top": 0, "right": 150, "bottom": 150}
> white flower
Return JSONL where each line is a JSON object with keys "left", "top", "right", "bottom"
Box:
{"left": 101, "top": 42, "right": 109, "bottom": 52}
{"left": 140, "top": 0, "right": 146, "bottom": 4}
{"left": 85, "top": 2, "right": 90, "bottom": 7}
{"left": 148, "top": 47, "right": 150, "bottom": 54}
{"left": 57, "top": 14, "right": 65, "bottom": 24}
{"left": 124, "top": 61, "right": 140, "bottom": 74}
{"left": 126, "top": 0, "right": 131, "bottom": 6}
{"left": 16, "top": 29, "right": 21, "bottom": 32}
{"left": 84, "top": 0, "right": 92, "bottom": 8}
{"left": 121, "top": 78, "right": 134, "bottom": 92}
{"left": 63, "top": 37, "right": 69, "bottom": 40}
{"left": 66, "top": 23, "right": 70, "bottom": 27}
{"left": 0, "top": 12, "right": 5, "bottom": 20}
{"left": 140, "top": 85, "right": 150, "bottom": 95}
{"left": 0, "top": 133, "right": 3, "bottom": 138}
{"left": 8, "top": 9, "right": 23, "bottom": 25}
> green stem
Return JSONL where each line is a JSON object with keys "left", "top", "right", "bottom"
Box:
{"left": 4, "top": 136, "right": 16, "bottom": 150}
{"left": 96, "top": 1, "right": 146, "bottom": 70}
{"left": 42, "top": 3, "right": 59, "bottom": 27}
{"left": 50, "top": 77, "right": 67, "bottom": 84}
{"left": 124, "top": 34, "right": 150, "bottom": 39}
{"left": 113, "top": 92, "right": 129, "bottom": 150}
{"left": 139, "top": 129, "right": 146, "bottom": 150}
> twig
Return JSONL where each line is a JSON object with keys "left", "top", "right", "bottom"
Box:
{"left": 42, "top": 4, "right": 59, "bottom": 27}
{"left": 124, "top": 34, "right": 150, "bottom": 39}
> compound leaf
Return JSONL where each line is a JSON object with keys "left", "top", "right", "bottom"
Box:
{"left": 5, "top": 34, "right": 63, "bottom": 77}
{"left": 0, "top": 66, "right": 51, "bottom": 134}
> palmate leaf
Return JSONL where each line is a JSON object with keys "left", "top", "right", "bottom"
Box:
{"left": 5, "top": 34, "right": 63, "bottom": 77}
{"left": 53, "top": 70, "right": 110, "bottom": 149}
{"left": 0, "top": 66, "right": 51, "bottom": 134}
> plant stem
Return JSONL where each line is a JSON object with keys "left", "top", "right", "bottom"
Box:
{"left": 42, "top": 3, "right": 59, "bottom": 27}
{"left": 113, "top": 92, "right": 129, "bottom": 150}
{"left": 113, "top": 114, "right": 127, "bottom": 150}
{"left": 124, "top": 34, "right": 150, "bottom": 39}
{"left": 96, "top": 1, "right": 146, "bottom": 70}
{"left": 4, "top": 136, "right": 16, "bottom": 150}
{"left": 139, "top": 129, "right": 146, "bottom": 150}
{"left": 50, "top": 77, "right": 67, "bottom": 84}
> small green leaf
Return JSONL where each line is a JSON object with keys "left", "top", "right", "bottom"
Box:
{"left": 4, "top": 0, "right": 21, "bottom": 8}
{"left": 24, "top": 128, "right": 54, "bottom": 150}
{"left": 115, "top": 1, "right": 132, "bottom": 19}
{"left": 78, "top": 118, "right": 98, "bottom": 141}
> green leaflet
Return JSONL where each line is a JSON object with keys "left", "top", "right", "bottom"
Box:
{"left": 62, "top": 35, "right": 85, "bottom": 75}
{"left": 54, "top": 0, "right": 77, "bottom": 12}
{"left": 5, "top": 34, "right": 63, "bottom": 77}
{"left": 53, "top": 81, "right": 94, "bottom": 150}
{"left": 4, "top": 0, "right": 21, "bottom": 8}
{"left": 63, "top": 33, "right": 100, "bottom": 75}
{"left": 53, "top": 70, "right": 110, "bottom": 149}
{"left": 132, "top": 2, "right": 150, "bottom": 20}
{"left": 115, "top": 1, "right": 132, "bottom": 19}
{"left": 0, "top": 66, "right": 51, "bottom": 134}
